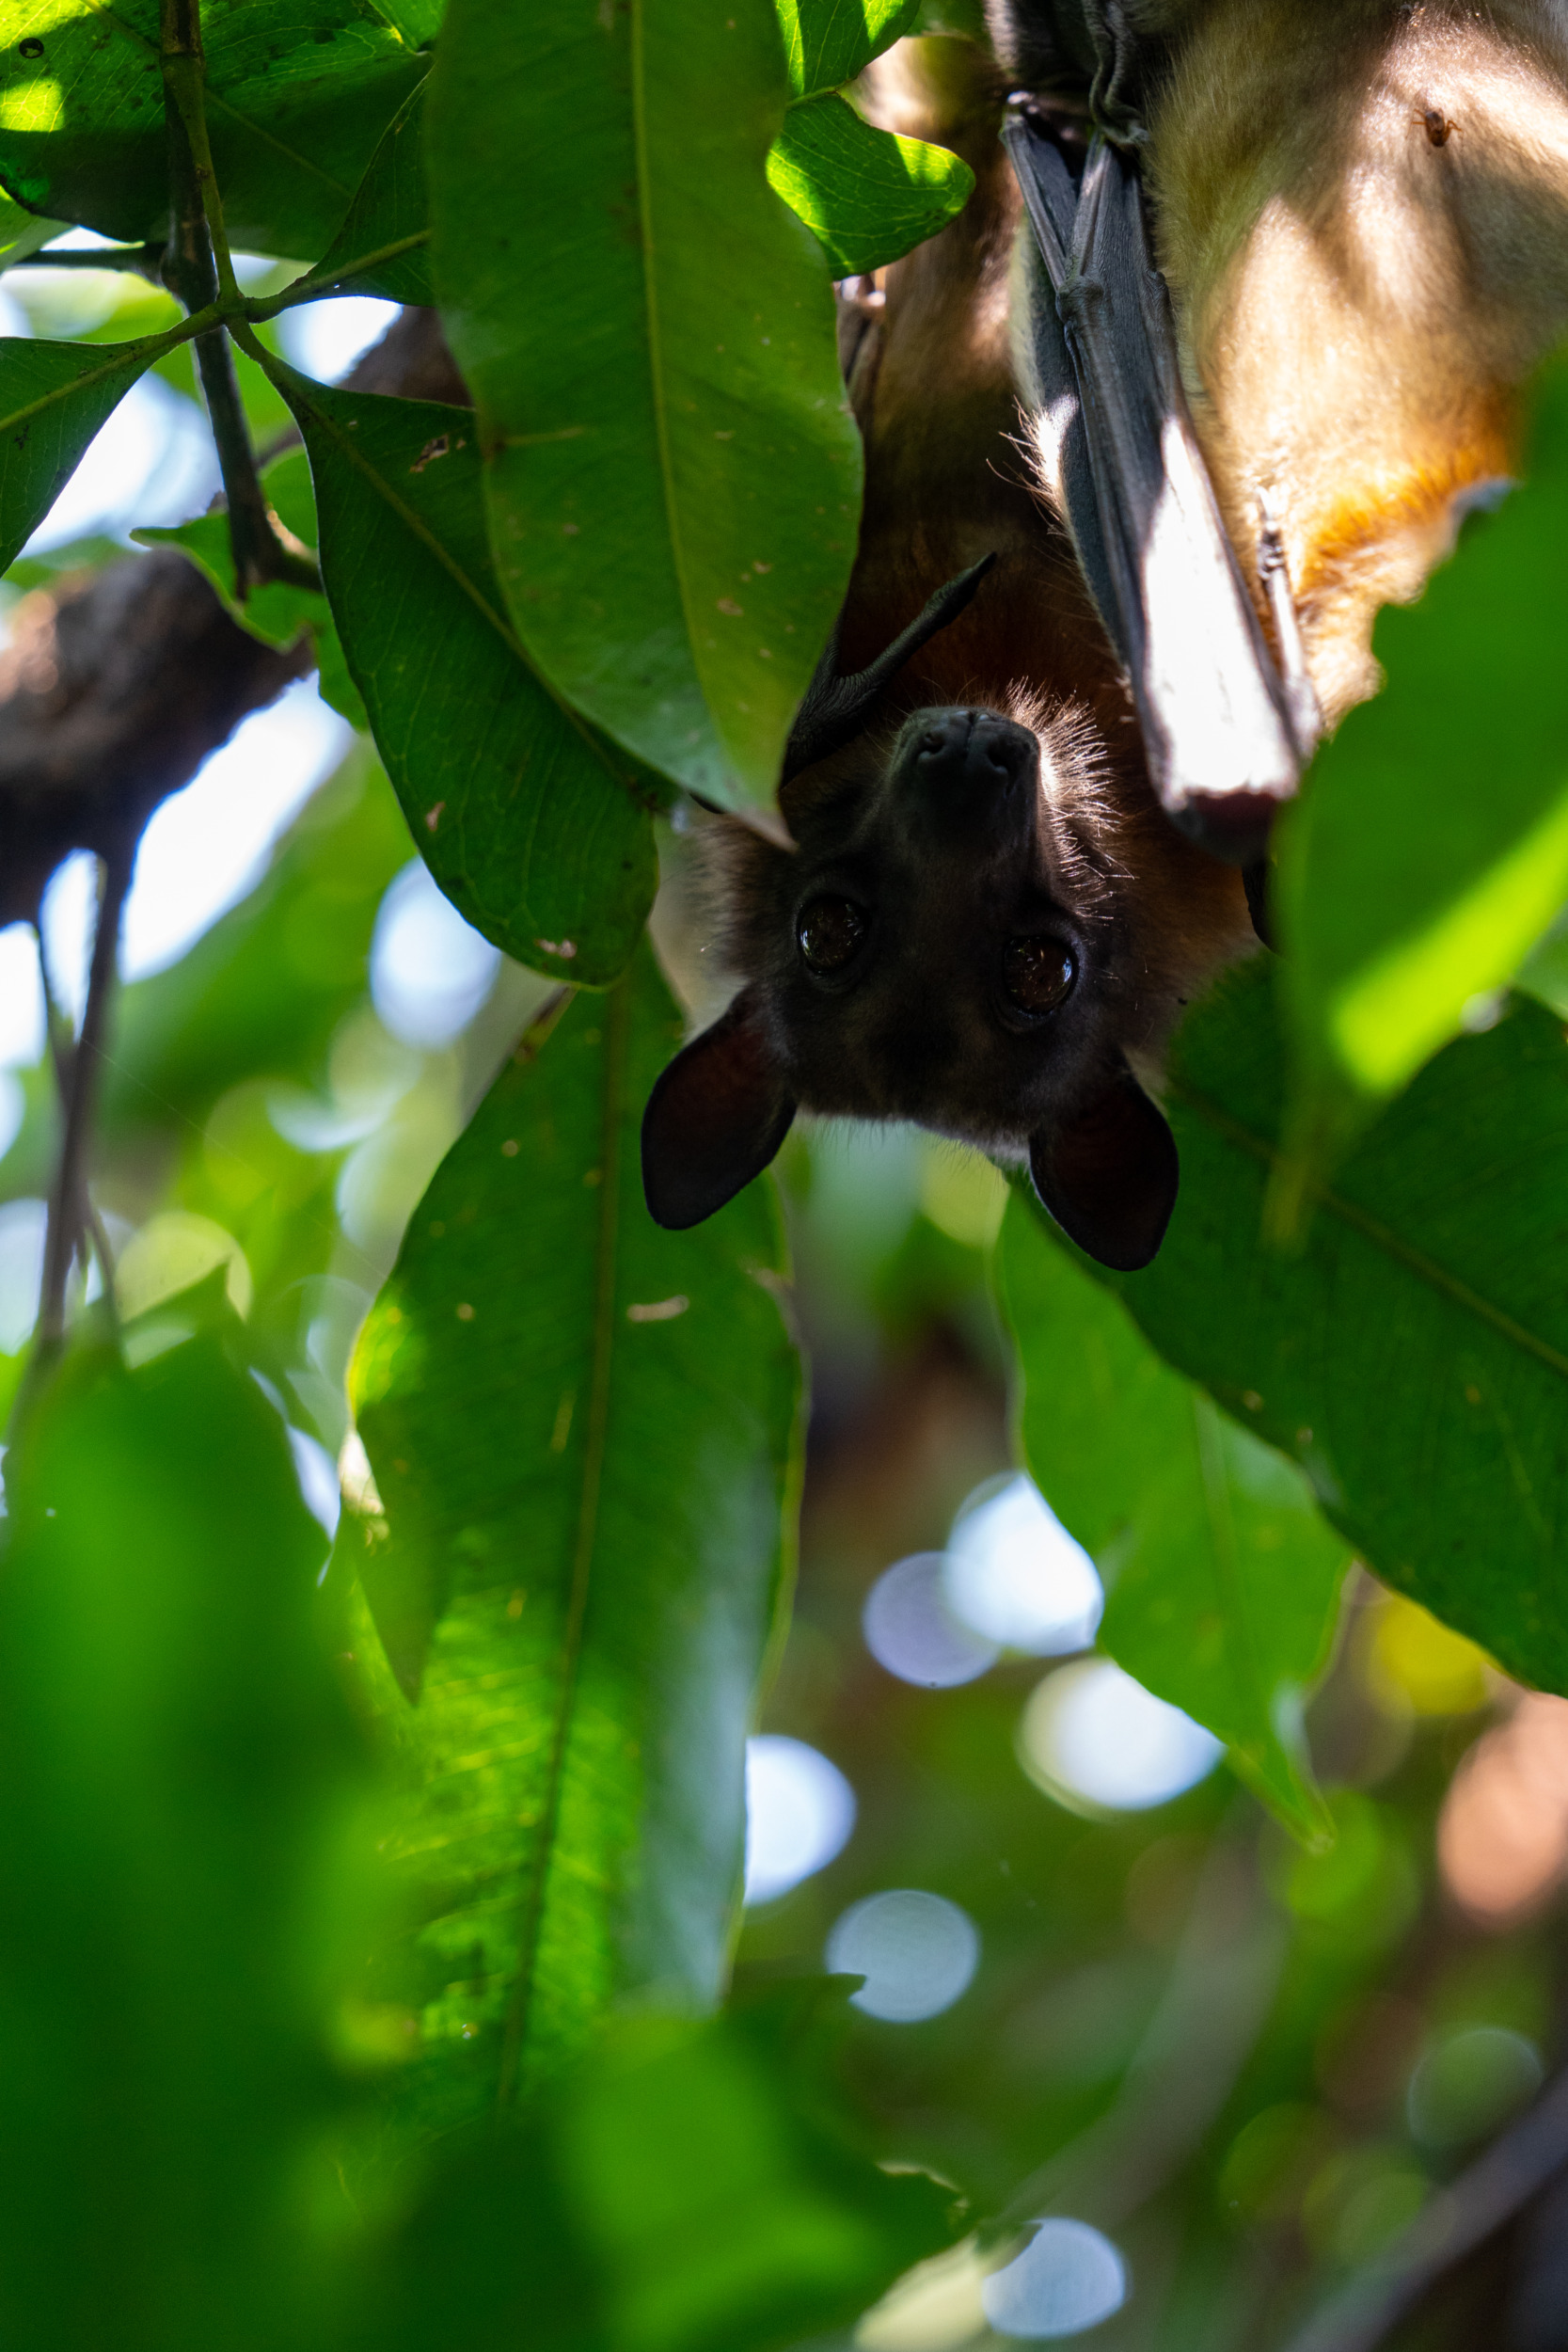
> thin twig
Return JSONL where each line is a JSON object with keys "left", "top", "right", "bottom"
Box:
{"left": 1278, "top": 2066, "right": 1568, "bottom": 2352}
{"left": 158, "top": 0, "right": 318, "bottom": 597}
{"left": 33, "top": 925, "right": 119, "bottom": 1315}
{"left": 38, "top": 850, "right": 132, "bottom": 1351}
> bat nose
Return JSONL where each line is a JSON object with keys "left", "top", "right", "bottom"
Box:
{"left": 903, "top": 708, "right": 1037, "bottom": 834}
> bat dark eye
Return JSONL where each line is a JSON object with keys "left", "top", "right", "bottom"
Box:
{"left": 1003, "top": 935, "right": 1075, "bottom": 1017}
{"left": 798, "top": 896, "right": 867, "bottom": 975}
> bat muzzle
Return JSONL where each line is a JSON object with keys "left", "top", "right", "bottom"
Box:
{"left": 895, "top": 708, "right": 1038, "bottom": 842}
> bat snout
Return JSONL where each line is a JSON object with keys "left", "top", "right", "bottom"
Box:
{"left": 896, "top": 708, "right": 1038, "bottom": 838}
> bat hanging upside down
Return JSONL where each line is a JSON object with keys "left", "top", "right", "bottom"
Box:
{"left": 642, "top": 0, "right": 1568, "bottom": 1269}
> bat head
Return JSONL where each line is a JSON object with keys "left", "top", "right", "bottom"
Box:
{"left": 642, "top": 694, "right": 1205, "bottom": 1272}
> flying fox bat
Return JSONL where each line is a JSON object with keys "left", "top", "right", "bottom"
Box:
{"left": 643, "top": 1, "right": 1568, "bottom": 1268}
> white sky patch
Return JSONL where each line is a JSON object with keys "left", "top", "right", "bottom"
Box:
{"left": 276, "top": 295, "right": 400, "bottom": 384}
{"left": 943, "top": 1472, "right": 1102, "bottom": 1656}
{"left": 24, "top": 373, "right": 220, "bottom": 554}
{"left": 371, "top": 861, "right": 502, "bottom": 1049}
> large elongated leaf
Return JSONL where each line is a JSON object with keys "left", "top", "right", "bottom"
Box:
{"left": 776, "top": 0, "right": 924, "bottom": 100}
{"left": 998, "top": 1199, "right": 1349, "bottom": 1843}
{"left": 307, "top": 77, "right": 431, "bottom": 304}
{"left": 357, "top": 1994, "right": 955, "bottom": 2352}
{"left": 0, "top": 334, "right": 157, "bottom": 567}
{"left": 277, "top": 370, "right": 658, "bottom": 989}
{"left": 1275, "top": 358, "right": 1568, "bottom": 1192}
{"left": 0, "top": 1324, "right": 368, "bottom": 2346}
{"left": 340, "top": 946, "right": 801, "bottom": 2132}
{"left": 424, "top": 0, "right": 863, "bottom": 821}
{"left": 768, "top": 93, "right": 973, "bottom": 277}
{"left": 1084, "top": 960, "right": 1568, "bottom": 1695}
{"left": 0, "top": 0, "right": 424, "bottom": 256}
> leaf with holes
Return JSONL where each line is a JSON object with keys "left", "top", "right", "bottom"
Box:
{"left": 307, "top": 76, "right": 432, "bottom": 304}
{"left": 998, "top": 1197, "right": 1348, "bottom": 1843}
{"left": 275, "top": 367, "right": 658, "bottom": 989}
{"left": 768, "top": 94, "right": 974, "bottom": 277}
{"left": 424, "top": 0, "right": 862, "bottom": 820}
{"left": 0, "top": 0, "right": 424, "bottom": 256}
{"left": 0, "top": 335, "right": 164, "bottom": 570}
{"left": 337, "top": 946, "right": 801, "bottom": 2134}
{"left": 1077, "top": 960, "right": 1568, "bottom": 1695}
{"left": 1275, "top": 356, "right": 1568, "bottom": 1199}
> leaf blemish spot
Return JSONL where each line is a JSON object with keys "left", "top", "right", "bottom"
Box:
{"left": 535, "top": 937, "right": 578, "bottom": 959}
{"left": 18, "top": 36, "right": 43, "bottom": 55}
{"left": 409, "top": 435, "right": 450, "bottom": 472}
{"left": 583, "top": 1168, "right": 603, "bottom": 1188}
{"left": 1243, "top": 1391, "right": 1262, "bottom": 1411}
{"left": 506, "top": 1589, "right": 525, "bottom": 1618}
{"left": 718, "top": 598, "right": 743, "bottom": 616}
{"left": 626, "top": 1295, "right": 689, "bottom": 1324}
{"left": 455, "top": 1302, "right": 475, "bottom": 1322}
{"left": 549, "top": 1394, "right": 575, "bottom": 1453}
{"left": 1296, "top": 1427, "right": 1313, "bottom": 1448}
{"left": 501, "top": 1138, "right": 519, "bottom": 1157}
{"left": 424, "top": 801, "right": 445, "bottom": 831}
{"left": 1466, "top": 1384, "right": 1481, "bottom": 1404}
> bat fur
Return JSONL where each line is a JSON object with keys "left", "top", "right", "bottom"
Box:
{"left": 642, "top": 1, "right": 1568, "bottom": 1267}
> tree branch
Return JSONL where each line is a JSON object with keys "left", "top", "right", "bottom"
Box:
{"left": 37, "top": 846, "right": 133, "bottom": 1350}
{"left": 158, "top": 0, "right": 317, "bottom": 596}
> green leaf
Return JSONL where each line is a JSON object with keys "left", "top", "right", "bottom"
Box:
{"left": 424, "top": 0, "right": 863, "bottom": 821}
{"left": 1276, "top": 356, "right": 1568, "bottom": 1194}
{"left": 998, "top": 1198, "right": 1349, "bottom": 1844}
{"left": 358, "top": 1994, "right": 957, "bottom": 2352}
{"left": 276, "top": 369, "right": 658, "bottom": 988}
{"left": 0, "top": 0, "right": 425, "bottom": 257}
{"left": 135, "top": 448, "right": 369, "bottom": 729}
{"left": 307, "top": 77, "right": 432, "bottom": 304}
{"left": 768, "top": 93, "right": 974, "bottom": 276}
{"left": 0, "top": 1327, "right": 369, "bottom": 2344}
{"left": 339, "top": 945, "right": 801, "bottom": 2128}
{"left": 1082, "top": 959, "right": 1568, "bottom": 1696}
{"left": 0, "top": 334, "right": 156, "bottom": 569}
{"left": 775, "top": 0, "right": 925, "bottom": 100}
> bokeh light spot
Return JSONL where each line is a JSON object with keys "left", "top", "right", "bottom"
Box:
{"left": 1407, "top": 2025, "right": 1543, "bottom": 2150}
{"left": 943, "top": 1473, "right": 1102, "bottom": 1655}
{"left": 980, "top": 2218, "right": 1128, "bottom": 2339}
{"left": 743, "top": 1735, "right": 855, "bottom": 1905}
{"left": 1438, "top": 1693, "right": 1568, "bottom": 1925}
{"left": 1019, "top": 1660, "right": 1222, "bottom": 1815}
{"left": 372, "top": 861, "right": 502, "bottom": 1049}
{"left": 863, "top": 1553, "right": 1001, "bottom": 1687}
{"left": 826, "top": 1889, "right": 979, "bottom": 2022}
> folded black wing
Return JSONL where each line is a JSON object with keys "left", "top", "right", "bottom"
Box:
{"left": 1003, "top": 105, "right": 1318, "bottom": 865}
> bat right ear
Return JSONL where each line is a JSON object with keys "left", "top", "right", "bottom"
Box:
{"left": 641, "top": 990, "right": 797, "bottom": 1230}
{"left": 1028, "top": 1071, "right": 1180, "bottom": 1272}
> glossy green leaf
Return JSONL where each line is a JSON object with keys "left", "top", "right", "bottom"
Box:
{"left": 307, "top": 78, "right": 432, "bottom": 304}
{"left": 276, "top": 368, "right": 658, "bottom": 989}
{"left": 1081, "top": 959, "right": 1568, "bottom": 1696}
{"left": 339, "top": 946, "right": 801, "bottom": 2131}
{"left": 1276, "top": 357, "right": 1568, "bottom": 1194}
{"left": 358, "top": 1994, "right": 956, "bottom": 2352}
{"left": 136, "top": 449, "right": 369, "bottom": 729}
{"left": 0, "top": 334, "right": 158, "bottom": 568}
{"left": 0, "top": 0, "right": 425, "bottom": 256}
{"left": 768, "top": 94, "right": 974, "bottom": 276}
{"left": 776, "top": 0, "right": 925, "bottom": 100}
{"left": 0, "top": 1324, "right": 368, "bottom": 2345}
{"left": 425, "top": 0, "right": 863, "bottom": 820}
{"left": 998, "top": 1198, "right": 1348, "bottom": 1843}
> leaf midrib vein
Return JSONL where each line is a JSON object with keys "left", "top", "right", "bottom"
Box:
{"left": 1176, "top": 1077, "right": 1568, "bottom": 1382}
{"left": 495, "top": 983, "right": 628, "bottom": 2106}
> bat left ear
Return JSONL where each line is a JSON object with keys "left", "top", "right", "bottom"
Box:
{"left": 1028, "top": 1071, "right": 1180, "bottom": 1272}
{"left": 641, "top": 988, "right": 797, "bottom": 1230}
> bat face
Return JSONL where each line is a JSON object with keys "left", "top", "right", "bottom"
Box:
{"left": 733, "top": 703, "right": 1129, "bottom": 1150}
{"left": 642, "top": 698, "right": 1189, "bottom": 1273}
